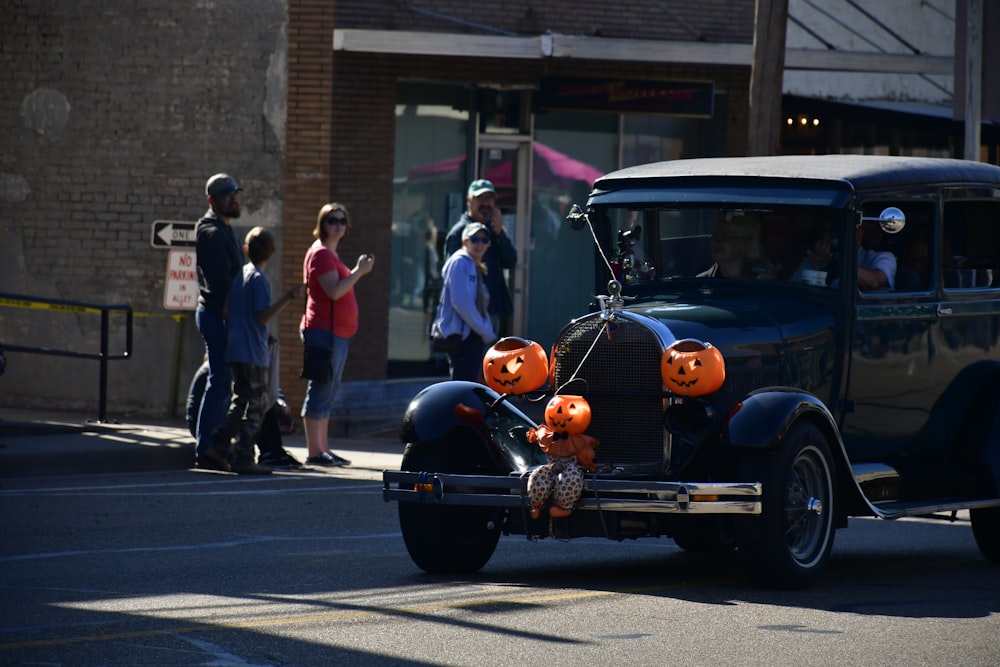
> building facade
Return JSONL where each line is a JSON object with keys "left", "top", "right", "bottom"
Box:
{"left": 2, "top": 0, "right": 995, "bottom": 422}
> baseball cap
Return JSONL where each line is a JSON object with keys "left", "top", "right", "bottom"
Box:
{"left": 467, "top": 179, "right": 495, "bottom": 198}
{"left": 205, "top": 173, "right": 242, "bottom": 197}
{"left": 462, "top": 222, "right": 489, "bottom": 241}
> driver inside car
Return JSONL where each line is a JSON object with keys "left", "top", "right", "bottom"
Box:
{"left": 698, "top": 213, "right": 765, "bottom": 279}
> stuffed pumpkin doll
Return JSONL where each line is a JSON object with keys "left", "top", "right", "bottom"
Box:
{"left": 526, "top": 395, "right": 599, "bottom": 519}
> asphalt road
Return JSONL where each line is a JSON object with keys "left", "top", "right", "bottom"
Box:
{"left": 1, "top": 467, "right": 998, "bottom": 666}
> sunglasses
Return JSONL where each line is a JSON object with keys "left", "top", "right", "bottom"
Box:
{"left": 325, "top": 215, "right": 347, "bottom": 226}
{"left": 468, "top": 235, "right": 491, "bottom": 244}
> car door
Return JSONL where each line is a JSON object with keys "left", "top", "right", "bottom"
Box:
{"left": 841, "top": 198, "right": 941, "bottom": 461}
{"left": 843, "top": 193, "right": 1000, "bottom": 465}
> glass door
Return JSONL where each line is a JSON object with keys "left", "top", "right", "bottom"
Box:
{"left": 477, "top": 136, "right": 531, "bottom": 338}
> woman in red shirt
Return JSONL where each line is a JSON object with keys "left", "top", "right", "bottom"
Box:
{"left": 300, "top": 203, "right": 375, "bottom": 466}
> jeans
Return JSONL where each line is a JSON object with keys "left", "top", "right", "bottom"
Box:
{"left": 195, "top": 307, "right": 231, "bottom": 457}
{"left": 449, "top": 332, "right": 486, "bottom": 382}
{"left": 300, "top": 329, "right": 351, "bottom": 420}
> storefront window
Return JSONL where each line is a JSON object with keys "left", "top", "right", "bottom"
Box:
{"left": 389, "top": 85, "right": 469, "bottom": 374}
{"left": 524, "top": 113, "right": 703, "bottom": 349}
{"left": 388, "top": 90, "right": 707, "bottom": 376}
{"left": 529, "top": 112, "right": 618, "bottom": 348}
{"left": 621, "top": 114, "right": 704, "bottom": 167}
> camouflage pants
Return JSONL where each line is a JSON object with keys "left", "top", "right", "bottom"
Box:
{"left": 213, "top": 362, "right": 270, "bottom": 461}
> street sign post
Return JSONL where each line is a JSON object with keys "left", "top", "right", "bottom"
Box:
{"left": 163, "top": 249, "right": 199, "bottom": 310}
{"left": 151, "top": 220, "right": 196, "bottom": 248}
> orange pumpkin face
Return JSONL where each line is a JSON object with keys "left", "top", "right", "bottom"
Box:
{"left": 482, "top": 337, "right": 548, "bottom": 395}
{"left": 544, "top": 394, "right": 592, "bottom": 434}
{"left": 660, "top": 339, "right": 726, "bottom": 397}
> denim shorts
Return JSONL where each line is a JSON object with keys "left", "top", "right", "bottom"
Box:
{"left": 300, "top": 329, "right": 351, "bottom": 420}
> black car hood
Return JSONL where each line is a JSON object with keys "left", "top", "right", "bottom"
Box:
{"left": 624, "top": 287, "right": 836, "bottom": 361}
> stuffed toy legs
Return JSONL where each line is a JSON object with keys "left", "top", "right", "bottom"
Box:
{"left": 527, "top": 455, "right": 585, "bottom": 519}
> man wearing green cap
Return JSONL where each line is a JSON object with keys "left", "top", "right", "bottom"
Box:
{"left": 444, "top": 179, "right": 517, "bottom": 336}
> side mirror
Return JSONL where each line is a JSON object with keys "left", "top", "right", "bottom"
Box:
{"left": 861, "top": 207, "right": 906, "bottom": 234}
{"left": 618, "top": 225, "right": 641, "bottom": 246}
{"left": 566, "top": 203, "right": 587, "bottom": 230}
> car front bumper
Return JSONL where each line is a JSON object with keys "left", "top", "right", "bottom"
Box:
{"left": 383, "top": 470, "right": 762, "bottom": 515}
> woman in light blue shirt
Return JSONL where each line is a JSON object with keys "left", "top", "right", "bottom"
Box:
{"left": 431, "top": 222, "right": 498, "bottom": 381}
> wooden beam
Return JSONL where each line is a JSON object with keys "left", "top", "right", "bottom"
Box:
{"left": 332, "top": 29, "right": 953, "bottom": 75}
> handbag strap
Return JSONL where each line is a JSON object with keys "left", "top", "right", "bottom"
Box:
{"left": 328, "top": 248, "right": 337, "bottom": 343}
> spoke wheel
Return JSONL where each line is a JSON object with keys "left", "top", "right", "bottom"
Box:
{"left": 738, "top": 422, "right": 836, "bottom": 588}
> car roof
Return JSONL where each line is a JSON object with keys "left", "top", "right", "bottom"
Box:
{"left": 594, "top": 154, "right": 1000, "bottom": 192}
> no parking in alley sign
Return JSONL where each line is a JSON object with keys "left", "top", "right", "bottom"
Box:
{"left": 164, "top": 249, "right": 199, "bottom": 310}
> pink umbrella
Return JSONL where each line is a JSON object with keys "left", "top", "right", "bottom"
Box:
{"left": 406, "top": 154, "right": 466, "bottom": 180}
{"left": 531, "top": 142, "right": 604, "bottom": 188}
{"left": 407, "top": 143, "right": 603, "bottom": 189}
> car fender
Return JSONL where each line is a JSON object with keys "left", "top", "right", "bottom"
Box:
{"left": 399, "top": 380, "right": 544, "bottom": 474}
{"left": 722, "top": 388, "right": 840, "bottom": 451}
{"left": 722, "top": 388, "right": 884, "bottom": 517}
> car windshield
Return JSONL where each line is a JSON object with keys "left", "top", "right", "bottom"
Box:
{"left": 592, "top": 205, "right": 846, "bottom": 286}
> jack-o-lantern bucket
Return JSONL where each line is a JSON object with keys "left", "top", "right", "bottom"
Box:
{"left": 660, "top": 339, "right": 726, "bottom": 397}
{"left": 482, "top": 337, "right": 549, "bottom": 395}
{"left": 544, "top": 394, "right": 592, "bottom": 435}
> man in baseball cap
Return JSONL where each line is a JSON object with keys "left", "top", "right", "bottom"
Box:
{"left": 466, "top": 178, "right": 495, "bottom": 198}
{"left": 192, "top": 173, "right": 246, "bottom": 471}
{"left": 205, "top": 173, "right": 242, "bottom": 198}
{"left": 444, "top": 178, "right": 517, "bottom": 337}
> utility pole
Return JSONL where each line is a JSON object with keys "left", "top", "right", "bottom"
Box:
{"left": 748, "top": 0, "right": 789, "bottom": 156}
{"left": 964, "top": 0, "right": 983, "bottom": 161}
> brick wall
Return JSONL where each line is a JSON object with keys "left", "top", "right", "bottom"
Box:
{"left": 1, "top": 0, "right": 288, "bottom": 415}
{"left": 278, "top": 0, "right": 337, "bottom": 413}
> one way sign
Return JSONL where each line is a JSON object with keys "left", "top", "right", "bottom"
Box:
{"left": 150, "top": 220, "right": 196, "bottom": 248}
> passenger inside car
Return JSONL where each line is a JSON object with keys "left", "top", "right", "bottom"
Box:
{"left": 897, "top": 224, "right": 932, "bottom": 291}
{"left": 792, "top": 221, "right": 895, "bottom": 291}
{"left": 855, "top": 222, "right": 897, "bottom": 291}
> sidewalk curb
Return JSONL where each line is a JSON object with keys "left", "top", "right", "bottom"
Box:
{"left": 0, "top": 412, "right": 404, "bottom": 479}
{"left": 0, "top": 440, "right": 194, "bottom": 477}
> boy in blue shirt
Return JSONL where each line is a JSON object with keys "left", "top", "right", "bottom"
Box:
{"left": 207, "top": 227, "right": 304, "bottom": 474}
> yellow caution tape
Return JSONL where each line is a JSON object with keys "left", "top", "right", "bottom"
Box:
{"left": 0, "top": 297, "right": 187, "bottom": 321}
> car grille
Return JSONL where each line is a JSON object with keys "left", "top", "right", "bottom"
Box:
{"left": 552, "top": 314, "right": 667, "bottom": 474}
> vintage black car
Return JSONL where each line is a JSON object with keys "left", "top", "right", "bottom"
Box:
{"left": 383, "top": 154, "right": 1000, "bottom": 588}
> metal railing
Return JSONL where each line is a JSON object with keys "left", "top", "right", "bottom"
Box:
{"left": 0, "top": 292, "right": 133, "bottom": 423}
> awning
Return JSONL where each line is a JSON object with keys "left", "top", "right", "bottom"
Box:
{"left": 407, "top": 143, "right": 603, "bottom": 189}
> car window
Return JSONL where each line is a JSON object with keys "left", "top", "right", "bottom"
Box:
{"left": 599, "top": 206, "right": 842, "bottom": 286}
{"left": 859, "top": 200, "right": 936, "bottom": 293}
{"left": 943, "top": 200, "right": 1000, "bottom": 290}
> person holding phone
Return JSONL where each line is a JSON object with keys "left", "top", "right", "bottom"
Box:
{"left": 299, "top": 203, "right": 375, "bottom": 466}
